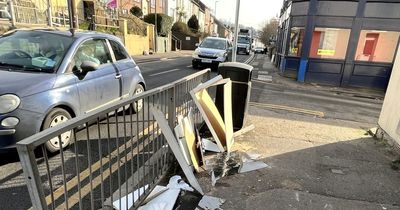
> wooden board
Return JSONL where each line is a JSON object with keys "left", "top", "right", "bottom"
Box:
{"left": 150, "top": 107, "right": 204, "bottom": 195}
{"left": 190, "top": 77, "right": 234, "bottom": 153}
{"left": 191, "top": 89, "right": 226, "bottom": 152}
{"left": 182, "top": 116, "right": 202, "bottom": 172}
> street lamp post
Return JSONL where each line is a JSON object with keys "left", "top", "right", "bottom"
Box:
{"left": 232, "top": 0, "right": 240, "bottom": 62}
{"left": 214, "top": 0, "right": 218, "bottom": 17}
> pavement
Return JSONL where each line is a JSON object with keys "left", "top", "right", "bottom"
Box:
{"left": 196, "top": 54, "right": 400, "bottom": 209}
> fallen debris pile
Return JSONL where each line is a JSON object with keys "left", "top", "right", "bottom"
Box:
{"left": 125, "top": 75, "right": 270, "bottom": 209}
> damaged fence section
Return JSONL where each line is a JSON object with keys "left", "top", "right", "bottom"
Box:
{"left": 16, "top": 69, "right": 211, "bottom": 210}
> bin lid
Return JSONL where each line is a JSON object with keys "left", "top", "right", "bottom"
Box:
{"left": 219, "top": 62, "right": 253, "bottom": 73}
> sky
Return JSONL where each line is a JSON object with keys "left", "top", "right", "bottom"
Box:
{"left": 201, "top": 0, "right": 283, "bottom": 30}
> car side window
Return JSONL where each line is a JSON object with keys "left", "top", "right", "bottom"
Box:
{"left": 109, "top": 40, "right": 129, "bottom": 61}
{"left": 71, "top": 39, "right": 111, "bottom": 72}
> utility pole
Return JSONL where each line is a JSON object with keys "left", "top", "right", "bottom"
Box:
{"left": 154, "top": 0, "right": 158, "bottom": 53}
{"left": 47, "top": 0, "right": 52, "bottom": 27}
{"left": 67, "top": 0, "right": 78, "bottom": 31}
{"left": 214, "top": 0, "right": 218, "bottom": 18}
{"left": 8, "top": 0, "right": 15, "bottom": 27}
{"left": 232, "top": 0, "right": 240, "bottom": 62}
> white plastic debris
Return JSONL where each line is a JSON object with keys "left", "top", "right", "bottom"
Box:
{"left": 167, "top": 175, "right": 194, "bottom": 191}
{"left": 197, "top": 195, "right": 226, "bottom": 210}
{"left": 138, "top": 176, "right": 194, "bottom": 210}
{"left": 113, "top": 185, "right": 149, "bottom": 210}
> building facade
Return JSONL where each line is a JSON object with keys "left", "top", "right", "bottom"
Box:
{"left": 276, "top": 0, "right": 400, "bottom": 90}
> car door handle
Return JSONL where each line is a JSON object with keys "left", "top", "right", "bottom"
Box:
{"left": 115, "top": 74, "right": 122, "bottom": 79}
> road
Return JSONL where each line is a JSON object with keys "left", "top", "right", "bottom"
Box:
{"left": 0, "top": 53, "right": 252, "bottom": 209}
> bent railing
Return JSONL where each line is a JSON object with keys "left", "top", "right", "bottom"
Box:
{"left": 17, "top": 69, "right": 210, "bottom": 210}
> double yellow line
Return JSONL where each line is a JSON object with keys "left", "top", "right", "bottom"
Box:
{"left": 33, "top": 123, "right": 158, "bottom": 210}
{"left": 249, "top": 102, "right": 325, "bottom": 118}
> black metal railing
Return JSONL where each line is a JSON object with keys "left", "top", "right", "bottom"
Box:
{"left": 17, "top": 69, "right": 210, "bottom": 210}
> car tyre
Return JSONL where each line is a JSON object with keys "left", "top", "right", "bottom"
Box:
{"left": 192, "top": 61, "right": 199, "bottom": 69}
{"left": 132, "top": 84, "right": 145, "bottom": 114}
{"left": 43, "top": 108, "right": 73, "bottom": 153}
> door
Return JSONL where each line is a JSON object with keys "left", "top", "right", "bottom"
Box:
{"left": 72, "top": 39, "right": 121, "bottom": 113}
{"left": 108, "top": 39, "right": 135, "bottom": 97}
{"left": 363, "top": 33, "right": 379, "bottom": 62}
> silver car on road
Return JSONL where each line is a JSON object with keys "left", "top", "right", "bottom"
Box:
{"left": 192, "top": 37, "right": 233, "bottom": 71}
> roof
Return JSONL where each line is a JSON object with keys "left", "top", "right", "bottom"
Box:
{"left": 204, "top": 36, "right": 228, "bottom": 41}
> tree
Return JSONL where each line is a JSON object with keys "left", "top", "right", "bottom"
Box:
{"left": 130, "top": 6, "right": 143, "bottom": 18}
{"left": 187, "top": 15, "right": 199, "bottom": 33}
{"left": 259, "top": 18, "right": 279, "bottom": 46}
{"left": 144, "top": 13, "right": 174, "bottom": 37}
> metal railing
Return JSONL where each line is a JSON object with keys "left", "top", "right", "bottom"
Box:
{"left": 13, "top": 5, "right": 47, "bottom": 25}
{"left": 17, "top": 69, "right": 211, "bottom": 210}
{"left": 172, "top": 34, "right": 182, "bottom": 51}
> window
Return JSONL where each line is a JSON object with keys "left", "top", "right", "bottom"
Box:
{"left": 72, "top": 39, "right": 111, "bottom": 71}
{"left": 309, "top": 28, "right": 351, "bottom": 59}
{"left": 0, "top": 30, "right": 74, "bottom": 72}
{"left": 151, "top": 0, "right": 155, "bottom": 8}
{"left": 288, "top": 27, "right": 305, "bottom": 57}
{"left": 355, "top": 30, "right": 400, "bottom": 63}
{"left": 109, "top": 40, "right": 129, "bottom": 61}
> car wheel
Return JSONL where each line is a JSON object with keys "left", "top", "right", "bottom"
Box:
{"left": 132, "top": 84, "right": 145, "bottom": 114}
{"left": 192, "top": 61, "right": 199, "bottom": 69}
{"left": 43, "top": 108, "right": 73, "bottom": 153}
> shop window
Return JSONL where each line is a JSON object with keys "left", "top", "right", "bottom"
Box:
{"left": 288, "top": 27, "right": 305, "bottom": 57}
{"left": 309, "top": 28, "right": 351, "bottom": 59}
{"left": 355, "top": 30, "right": 400, "bottom": 63}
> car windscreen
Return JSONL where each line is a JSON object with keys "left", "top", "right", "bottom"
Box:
{"left": 238, "top": 36, "right": 250, "bottom": 44}
{"left": 0, "top": 31, "right": 74, "bottom": 73}
{"left": 199, "top": 38, "right": 226, "bottom": 50}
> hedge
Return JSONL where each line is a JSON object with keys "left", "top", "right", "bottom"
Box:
{"left": 143, "top": 13, "right": 173, "bottom": 37}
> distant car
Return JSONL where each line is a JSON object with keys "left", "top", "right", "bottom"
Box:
{"left": 192, "top": 37, "right": 233, "bottom": 71}
{"left": 0, "top": 29, "right": 146, "bottom": 152}
{"left": 254, "top": 47, "right": 265, "bottom": 54}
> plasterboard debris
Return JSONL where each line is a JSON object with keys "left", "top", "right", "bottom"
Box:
{"left": 202, "top": 138, "right": 221, "bottom": 153}
{"left": 331, "top": 169, "right": 345, "bottom": 175}
{"left": 113, "top": 185, "right": 149, "bottom": 210}
{"left": 239, "top": 161, "right": 270, "bottom": 173}
{"left": 151, "top": 107, "right": 204, "bottom": 195}
{"left": 197, "top": 195, "right": 226, "bottom": 210}
{"left": 233, "top": 124, "right": 255, "bottom": 138}
{"left": 174, "top": 120, "right": 192, "bottom": 165}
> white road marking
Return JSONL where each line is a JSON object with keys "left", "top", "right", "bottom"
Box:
{"left": 257, "top": 75, "right": 272, "bottom": 82}
{"left": 257, "top": 71, "right": 269, "bottom": 75}
{"left": 187, "top": 65, "right": 193, "bottom": 68}
{"left": 149, "top": 68, "right": 180, "bottom": 76}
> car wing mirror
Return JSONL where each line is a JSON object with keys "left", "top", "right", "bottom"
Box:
{"left": 195, "top": 43, "right": 199, "bottom": 47}
{"left": 73, "top": 61, "right": 99, "bottom": 80}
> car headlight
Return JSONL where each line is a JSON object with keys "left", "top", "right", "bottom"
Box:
{"left": 216, "top": 52, "right": 226, "bottom": 57}
{"left": 0, "top": 94, "right": 20, "bottom": 114}
{"left": 193, "top": 50, "right": 200, "bottom": 56}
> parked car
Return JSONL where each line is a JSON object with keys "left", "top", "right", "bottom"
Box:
{"left": 0, "top": 29, "right": 146, "bottom": 152}
{"left": 254, "top": 47, "right": 265, "bottom": 54}
{"left": 192, "top": 37, "right": 233, "bottom": 71}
